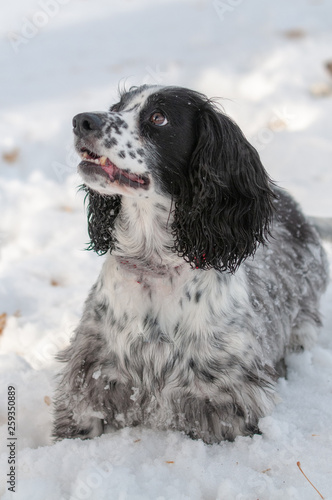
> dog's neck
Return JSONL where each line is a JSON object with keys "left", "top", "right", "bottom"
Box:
{"left": 112, "top": 195, "right": 181, "bottom": 271}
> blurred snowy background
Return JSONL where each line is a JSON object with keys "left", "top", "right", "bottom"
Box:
{"left": 0, "top": 1, "right": 332, "bottom": 499}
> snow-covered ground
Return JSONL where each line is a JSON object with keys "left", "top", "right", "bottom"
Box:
{"left": 1, "top": 1, "right": 332, "bottom": 498}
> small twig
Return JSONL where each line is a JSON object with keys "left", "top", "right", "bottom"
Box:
{"left": 297, "top": 461, "right": 324, "bottom": 499}
{"left": 261, "top": 468, "right": 271, "bottom": 474}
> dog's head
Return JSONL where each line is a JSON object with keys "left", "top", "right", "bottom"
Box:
{"left": 74, "top": 85, "right": 275, "bottom": 272}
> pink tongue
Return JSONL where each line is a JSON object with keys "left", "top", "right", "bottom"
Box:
{"left": 100, "top": 162, "right": 116, "bottom": 180}
{"left": 101, "top": 160, "right": 145, "bottom": 184}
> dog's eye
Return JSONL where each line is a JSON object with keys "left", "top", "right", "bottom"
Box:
{"left": 150, "top": 112, "right": 168, "bottom": 127}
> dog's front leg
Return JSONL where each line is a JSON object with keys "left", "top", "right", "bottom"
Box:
{"left": 53, "top": 388, "right": 104, "bottom": 441}
{"left": 52, "top": 326, "right": 109, "bottom": 441}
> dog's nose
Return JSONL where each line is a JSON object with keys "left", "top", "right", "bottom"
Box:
{"left": 72, "top": 113, "right": 104, "bottom": 137}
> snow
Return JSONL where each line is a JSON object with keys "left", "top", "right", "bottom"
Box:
{"left": 1, "top": 0, "right": 332, "bottom": 498}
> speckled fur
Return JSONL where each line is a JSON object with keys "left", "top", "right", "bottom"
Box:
{"left": 53, "top": 86, "right": 328, "bottom": 443}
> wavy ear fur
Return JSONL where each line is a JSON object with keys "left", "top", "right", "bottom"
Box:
{"left": 172, "top": 102, "right": 276, "bottom": 273}
{"left": 80, "top": 185, "right": 121, "bottom": 255}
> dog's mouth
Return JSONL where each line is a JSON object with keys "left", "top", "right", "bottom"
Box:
{"left": 78, "top": 147, "right": 150, "bottom": 190}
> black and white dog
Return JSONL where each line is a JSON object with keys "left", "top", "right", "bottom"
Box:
{"left": 53, "top": 85, "right": 328, "bottom": 443}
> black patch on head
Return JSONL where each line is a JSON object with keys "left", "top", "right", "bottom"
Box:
{"left": 138, "top": 87, "right": 199, "bottom": 189}
{"left": 118, "top": 150, "right": 126, "bottom": 159}
{"left": 117, "top": 85, "right": 275, "bottom": 273}
{"left": 129, "top": 151, "right": 137, "bottom": 159}
{"left": 150, "top": 88, "right": 275, "bottom": 272}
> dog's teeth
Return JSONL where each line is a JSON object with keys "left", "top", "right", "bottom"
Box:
{"left": 99, "top": 156, "right": 107, "bottom": 166}
{"left": 82, "top": 151, "right": 89, "bottom": 159}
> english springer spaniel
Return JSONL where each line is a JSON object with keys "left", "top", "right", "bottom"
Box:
{"left": 53, "top": 85, "right": 328, "bottom": 444}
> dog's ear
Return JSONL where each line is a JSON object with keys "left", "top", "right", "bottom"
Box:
{"left": 172, "top": 103, "right": 276, "bottom": 273}
{"left": 80, "top": 186, "right": 121, "bottom": 255}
